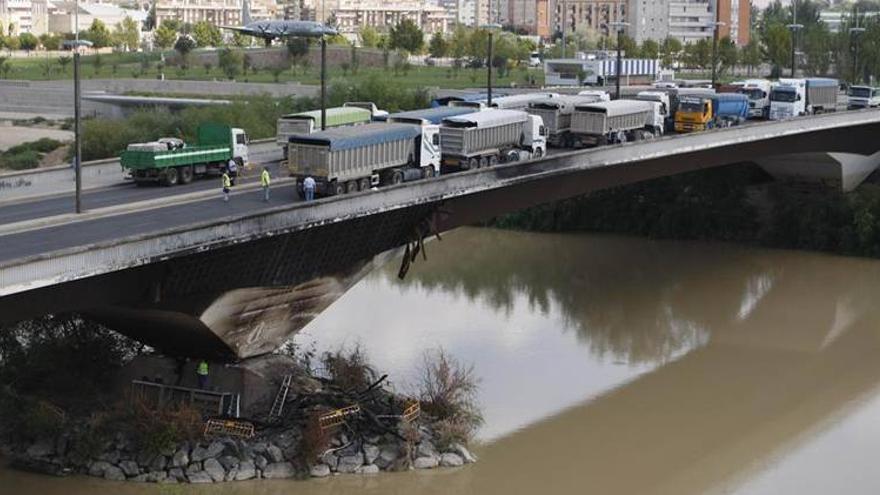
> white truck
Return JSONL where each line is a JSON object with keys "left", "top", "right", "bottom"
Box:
{"left": 847, "top": 85, "right": 880, "bottom": 109}
{"left": 737, "top": 79, "right": 772, "bottom": 119}
{"left": 578, "top": 90, "right": 611, "bottom": 102}
{"left": 633, "top": 91, "right": 670, "bottom": 134}
{"left": 769, "top": 78, "right": 839, "bottom": 120}
{"left": 287, "top": 122, "right": 439, "bottom": 197}
{"left": 450, "top": 92, "right": 560, "bottom": 111}
{"left": 570, "top": 100, "right": 660, "bottom": 146}
{"left": 440, "top": 109, "right": 547, "bottom": 170}
{"left": 527, "top": 94, "right": 607, "bottom": 147}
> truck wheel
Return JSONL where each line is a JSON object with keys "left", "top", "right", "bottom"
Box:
{"left": 478, "top": 156, "right": 488, "bottom": 169}
{"left": 346, "top": 180, "right": 358, "bottom": 194}
{"left": 333, "top": 182, "right": 345, "bottom": 196}
{"left": 467, "top": 157, "right": 479, "bottom": 170}
{"left": 488, "top": 156, "right": 498, "bottom": 167}
{"left": 391, "top": 171, "right": 404, "bottom": 185}
{"left": 358, "top": 178, "right": 370, "bottom": 191}
{"left": 423, "top": 167, "right": 435, "bottom": 179}
{"left": 179, "top": 165, "right": 194, "bottom": 184}
{"left": 161, "top": 167, "right": 179, "bottom": 187}
{"left": 534, "top": 147, "right": 544, "bottom": 158}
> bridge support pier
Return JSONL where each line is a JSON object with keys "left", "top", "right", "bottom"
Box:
{"left": 755, "top": 151, "right": 880, "bottom": 192}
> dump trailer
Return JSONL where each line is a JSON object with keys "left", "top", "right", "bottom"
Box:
{"left": 386, "top": 106, "right": 478, "bottom": 125}
{"left": 805, "top": 78, "right": 839, "bottom": 113}
{"left": 674, "top": 93, "right": 748, "bottom": 133}
{"left": 288, "top": 122, "right": 439, "bottom": 197}
{"left": 439, "top": 109, "right": 547, "bottom": 170}
{"left": 527, "top": 94, "right": 606, "bottom": 147}
{"left": 570, "top": 100, "right": 657, "bottom": 146}
{"left": 276, "top": 103, "right": 385, "bottom": 159}
{"left": 120, "top": 123, "right": 248, "bottom": 186}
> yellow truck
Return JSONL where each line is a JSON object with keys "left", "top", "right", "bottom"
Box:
{"left": 674, "top": 93, "right": 749, "bottom": 133}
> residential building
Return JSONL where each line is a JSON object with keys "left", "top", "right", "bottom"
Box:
{"left": 552, "top": 0, "right": 627, "bottom": 38}
{"left": 717, "top": 0, "right": 749, "bottom": 45}
{"left": 154, "top": 0, "right": 275, "bottom": 27}
{"left": 667, "top": 0, "right": 713, "bottom": 44}
{"left": 627, "top": 0, "right": 667, "bottom": 43}
{"left": 1, "top": 0, "right": 37, "bottom": 34}
{"left": 499, "top": 0, "right": 537, "bottom": 33}
{"left": 48, "top": 2, "right": 147, "bottom": 34}
{"left": 333, "top": 0, "right": 449, "bottom": 35}
{"left": 536, "top": 0, "right": 549, "bottom": 37}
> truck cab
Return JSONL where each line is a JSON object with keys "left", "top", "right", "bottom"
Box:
{"left": 674, "top": 96, "right": 713, "bottom": 133}
{"left": 769, "top": 79, "right": 806, "bottom": 120}
{"left": 231, "top": 128, "right": 249, "bottom": 165}
{"left": 738, "top": 79, "right": 772, "bottom": 119}
{"left": 634, "top": 91, "right": 670, "bottom": 134}
{"left": 523, "top": 114, "right": 547, "bottom": 158}
{"left": 847, "top": 85, "right": 880, "bottom": 109}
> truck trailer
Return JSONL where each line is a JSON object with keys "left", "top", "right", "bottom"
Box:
{"left": 386, "top": 106, "right": 478, "bottom": 125}
{"left": 440, "top": 109, "right": 547, "bottom": 170}
{"left": 276, "top": 102, "right": 386, "bottom": 159}
{"left": 570, "top": 100, "right": 658, "bottom": 145}
{"left": 527, "top": 94, "right": 608, "bottom": 147}
{"left": 287, "top": 122, "right": 438, "bottom": 197}
{"left": 120, "top": 123, "right": 248, "bottom": 186}
{"left": 769, "top": 78, "right": 838, "bottom": 120}
{"left": 448, "top": 92, "right": 560, "bottom": 111}
{"left": 674, "top": 93, "right": 749, "bottom": 133}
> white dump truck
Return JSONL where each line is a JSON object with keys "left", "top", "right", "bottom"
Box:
{"left": 527, "top": 94, "right": 607, "bottom": 147}
{"left": 448, "top": 92, "right": 560, "bottom": 111}
{"left": 287, "top": 122, "right": 439, "bottom": 197}
{"left": 276, "top": 102, "right": 388, "bottom": 160}
{"left": 570, "top": 100, "right": 659, "bottom": 146}
{"left": 633, "top": 91, "right": 670, "bottom": 134}
{"left": 440, "top": 109, "right": 547, "bottom": 170}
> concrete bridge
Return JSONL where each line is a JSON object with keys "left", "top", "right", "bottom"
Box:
{"left": 2, "top": 110, "right": 880, "bottom": 360}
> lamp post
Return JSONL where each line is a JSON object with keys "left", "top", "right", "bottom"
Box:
{"left": 483, "top": 23, "right": 502, "bottom": 107}
{"left": 787, "top": 0, "right": 803, "bottom": 78}
{"left": 561, "top": 0, "right": 566, "bottom": 59}
{"left": 707, "top": 21, "right": 725, "bottom": 88}
{"left": 850, "top": 10, "right": 866, "bottom": 85}
{"left": 320, "top": 36, "right": 327, "bottom": 130}
{"left": 74, "top": 0, "right": 82, "bottom": 213}
{"left": 608, "top": 21, "right": 630, "bottom": 100}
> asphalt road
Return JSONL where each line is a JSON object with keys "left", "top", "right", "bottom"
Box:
{"left": 0, "top": 147, "right": 284, "bottom": 226}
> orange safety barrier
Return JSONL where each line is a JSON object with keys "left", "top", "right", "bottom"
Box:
{"left": 204, "top": 418, "right": 255, "bottom": 439}
{"left": 318, "top": 404, "right": 361, "bottom": 431}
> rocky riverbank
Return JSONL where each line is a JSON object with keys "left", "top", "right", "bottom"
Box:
{"left": 5, "top": 422, "right": 477, "bottom": 483}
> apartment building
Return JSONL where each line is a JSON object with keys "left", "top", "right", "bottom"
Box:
{"left": 667, "top": 0, "right": 713, "bottom": 44}
{"left": 627, "top": 0, "right": 667, "bottom": 43}
{"left": 0, "top": 0, "right": 37, "bottom": 34}
{"left": 552, "top": 0, "right": 627, "bottom": 38}
{"left": 155, "top": 0, "right": 274, "bottom": 26}
{"left": 717, "top": 0, "right": 749, "bottom": 45}
{"left": 499, "top": 0, "right": 537, "bottom": 31}
{"left": 333, "top": 0, "right": 449, "bottom": 34}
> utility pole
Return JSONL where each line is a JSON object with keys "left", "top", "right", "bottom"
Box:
{"left": 320, "top": 36, "right": 327, "bottom": 130}
{"left": 708, "top": 21, "right": 725, "bottom": 88}
{"left": 561, "top": 0, "right": 566, "bottom": 58}
{"left": 487, "top": 30, "right": 493, "bottom": 106}
{"left": 74, "top": 0, "right": 82, "bottom": 213}
{"left": 850, "top": 9, "right": 865, "bottom": 85}
{"left": 609, "top": 21, "right": 629, "bottom": 100}
{"left": 787, "top": 0, "right": 803, "bottom": 78}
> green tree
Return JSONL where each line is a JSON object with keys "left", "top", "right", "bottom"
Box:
{"left": 740, "top": 39, "right": 762, "bottom": 76}
{"left": 389, "top": 18, "right": 424, "bottom": 54}
{"left": 803, "top": 23, "right": 831, "bottom": 76}
{"left": 763, "top": 23, "right": 792, "bottom": 76}
{"left": 617, "top": 34, "right": 639, "bottom": 58}
{"left": 92, "top": 53, "right": 103, "bottom": 75}
{"left": 359, "top": 26, "right": 380, "bottom": 48}
{"left": 18, "top": 32, "right": 38, "bottom": 51}
{"left": 218, "top": 47, "right": 242, "bottom": 79}
{"left": 428, "top": 31, "right": 447, "bottom": 58}
{"left": 192, "top": 20, "right": 222, "bottom": 47}
{"left": 640, "top": 39, "right": 660, "bottom": 60}
{"left": 684, "top": 39, "right": 712, "bottom": 70}
{"left": 85, "top": 19, "right": 112, "bottom": 48}
{"left": 231, "top": 31, "right": 248, "bottom": 48}
{"left": 154, "top": 20, "right": 178, "bottom": 50}
{"left": 717, "top": 36, "right": 738, "bottom": 75}
{"left": 39, "top": 33, "right": 61, "bottom": 51}
{"left": 661, "top": 37, "right": 683, "bottom": 67}
{"left": 115, "top": 16, "right": 140, "bottom": 51}
{"left": 174, "top": 35, "right": 196, "bottom": 63}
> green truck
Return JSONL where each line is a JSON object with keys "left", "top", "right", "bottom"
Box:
{"left": 120, "top": 123, "right": 249, "bottom": 186}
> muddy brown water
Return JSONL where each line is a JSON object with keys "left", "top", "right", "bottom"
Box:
{"left": 5, "top": 227, "right": 880, "bottom": 494}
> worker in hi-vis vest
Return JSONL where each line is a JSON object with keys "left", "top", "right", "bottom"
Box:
{"left": 197, "top": 359, "right": 209, "bottom": 389}
{"left": 221, "top": 172, "right": 232, "bottom": 202}
{"left": 261, "top": 166, "right": 271, "bottom": 202}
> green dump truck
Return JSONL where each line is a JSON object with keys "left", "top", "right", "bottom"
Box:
{"left": 120, "top": 123, "right": 249, "bottom": 186}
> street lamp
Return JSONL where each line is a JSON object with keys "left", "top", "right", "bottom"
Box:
{"left": 849, "top": 10, "right": 866, "bottom": 85}
{"left": 482, "top": 23, "right": 502, "bottom": 107}
{"left": 607, "top": 21, "right": 630, "bottom": 100}
{"left": 706, "top": 21, "right": 725, "bottom": 88}
{"left": 74, "top": 0, "right": 82, "bottom": 213}
{"left": 787, "top": 0, "right": 803, "bottom": 78}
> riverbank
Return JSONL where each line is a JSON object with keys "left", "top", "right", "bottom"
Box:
{"left": 492, "top": 163, "right": 880, "bottom": 258}
{"left": 0, "top": 317, "right": 480, "bottom": 484}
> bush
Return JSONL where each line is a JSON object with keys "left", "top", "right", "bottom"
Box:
{"left": 0, "top": 149, "right": 40, "bottom": 170}
{"left": 297, "top": 412, "right": 330, "bottom": 466}
{"left": 416, "top": 349, "right": 482, "bottom": 447}
{"left": 125, "top": 397, "right": 203, "bottom": 457}
{"left": 321, "top": 344, "right": 377, "bottom": 393}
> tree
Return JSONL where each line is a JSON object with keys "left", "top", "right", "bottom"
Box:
{"left": 661, "top": 37, "right": 683, "bottom": 67}
{"left": 718, "top": 36, "right": 738, "bottom": 75}
{"left": 174, "top": 35, "right": 196, "bottom": 58}
{"left": 359, "top": 26, "right": 380, "bottom": 48}
{"left": 218, "top": 47, "right": 242, "bottom": 79}
{"left": 154, "top": 20, "right": 178, "bottom": 50}
{"left": 4, "top": 35, "right": 19, "bottom": 51}
{"left": 389, "top": 18, "right": 424, "bottom": 54}
{"left": 18, "top": 32, "right": 38, "bottom": 51}
{"left": 39, "top": 33, "right": 61, "bottom": 51}
{"left": 231, "top": 31, "right": 248, "bottom": 48}
{"left": 192, "top": 20, "right": 222, "bottom": 47}
{"left": 144, "top": 2, "right": 157, "bottom": 30}
{"left": 114, "top": 16, "right": 140, "bottom": 51}
{"left": 740, "top": 39, "right": 762, "bottom": 75}
{"left": 428, "top": 31, "right": 447, "bottom": 58}
{"left": 86, "top": 19, "right": 112, "bottom": 48}
{"left": 683, "top": 39, "right": 711, "bottom": 70}
{"left": 617, "top": 34, "right": 639, "bottom": 58}
{"left": 763, "top": 23, "right": 792, "bottom": 76}
{"left": 803, "top": 23, "right": 831, "bottom": 76}
{"left": 640, "top": 39, "right": 660, "bottom": 60}
{"left": 92, "top": 53, "right": 103, "bottom": 75}
{"left": 286, "top": 37, "right": 309, "bottom": 62}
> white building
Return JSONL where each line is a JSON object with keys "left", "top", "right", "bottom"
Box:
{"left": 333, "top": 0, "right": 449, "bottom": 34}
{"left": 667, "top": 0, "right": 713, "bottom": 44}
{"left": 48, "top": 2, "right": 147, "bottom": 34}
{"left": 1, "top": 0, "right": 36, "bottom": 34}
{"left": 544, "top": 56, "right": 662, "bottom": 85}
{"left": 627, "top": 0, "right": 668, "bottom": 44}
{"left": 154, "top": 0, "right": 275, "bottom": 27}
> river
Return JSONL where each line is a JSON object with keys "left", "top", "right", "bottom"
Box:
{"left": 5, "top": 227, "right": 880, "bottom": 494}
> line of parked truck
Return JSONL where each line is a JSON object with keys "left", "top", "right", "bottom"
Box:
{"left": 118, "top": 76, "right": 851, "bottom": 192}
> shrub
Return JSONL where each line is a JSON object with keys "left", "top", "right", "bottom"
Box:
{"left": 0, "top": 149, "right": 40, "bottom": 170}
{"left": 297, "top": 412, "right": 330, "bottom": 466}
{"left": 321, "top": 344, "right": 376, "bottom": 393}
{"left": 126, "top": 397, "right": 203, "bottom": 457}
{"left": 416, "top": 348, "right": 482, "bottom": 447}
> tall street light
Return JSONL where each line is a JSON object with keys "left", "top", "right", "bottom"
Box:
{"left": 74, "top": 0, "right": 82, "bottom": 213}
{"left": 787, "top": 0, "right": 803, "bottom": 78}
{"left": 608, "top": 21, "right": 630, "bottom": 100}
{"left": 483, "top": 23, "right": 502, "bottom": 107}
{"left": 707, "top": 21, "right": 726, "bottom": 88}
{"left": 850, "top": 10, "right": 866, "bottom": 85}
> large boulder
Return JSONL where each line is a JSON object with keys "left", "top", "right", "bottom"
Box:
{"left": 363, "top": 444, "right": 380, "bottom": 465}
{"left": 203, "top": 458, "right": 226, "bottom": 482}
{"left": 417, "top": 441, "right": 437, "bottom": 459}
{"left": 145, "top": 470, "right": 168, "bottom": 483}
{"left": 187, "top": 470, "right": 213, "bottom": 483}
{"left": 413, "top": 455, "right": 439, "bottom": 470}
{"left": 262, "top": 462, "right": 296, "bottom": 479}
{"left": 336, "top": 453, "right": 363, "bottom": 474}
{"left": 440, "top": 453, "right": 464, "bottom": 467}
{"left": 310, "top": 464, "right": 331, "bottom": 478}
{"left": 88, "top": 461, "right": 112, "bottom": 477}
{"left": 219, "top": 455, "right": 240, "bottom": 470}
{"left": 357, "top": 464, "right": 380, "bottom": 475}
{"left": 149, "top": 455, "right": 168, "bottom": 472}
{"left": 254, "top": 454, "right": 268, "bottom": 470}
{"left": 119, "top": 460, "right": 140, "bottom": 477}
{"left": 26, "top": 440, "right": 55, "bottom": 458}
{"left": 451, "top": 443, "right": 477, "bottom": 464}
{"left": 375, "top": 446, "right": 399, "bottom": 470}
{"left": 266, "top": 444, "right": 284, "bottom": 463}
{"left": 103, "top": 466, "right": 126, "bottom": 481}
{"left": 234, "top": 460, "right": 256, "bottom": 481}
{"left": 171, "top": 448, "right": 189, "bottom": 468}
{"left": 168, "top": 467, "right": 187, "bottom": 482}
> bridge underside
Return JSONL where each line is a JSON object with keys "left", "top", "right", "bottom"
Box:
{"left": 4, "top": 118, "right": 880, "bottom": 360}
